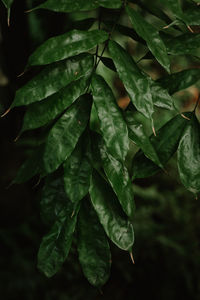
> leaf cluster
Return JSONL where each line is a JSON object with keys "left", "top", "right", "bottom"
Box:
{"left": 2, "top": 0, "right": 200, "bottom": 287}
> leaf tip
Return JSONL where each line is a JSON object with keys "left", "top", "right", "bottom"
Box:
{"left": 129, "top": 251, "right": 135, "bottom": 265}
{"left": 1, "top": 107, "right": 11, "bottom": 118}
{"left": 14, "top": 133, "right": 21, "bottom": 142}
{"left": 187, "top": 25, "right": 194, "bottom": 33}
{"left": 181, "top": 113, "right": 191, "bottom": 121}
{"left": 25, "top": 8, "right": 34, "bottom": 13}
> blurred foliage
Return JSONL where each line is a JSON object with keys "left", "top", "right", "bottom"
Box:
{"left": 0, "top": 0, "right": 200, "bottom": 299}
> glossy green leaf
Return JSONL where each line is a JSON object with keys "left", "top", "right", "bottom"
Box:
{"left": 13, "top": 145, "right": 44, "bottom": 184}
{"left": 157, "top": 68, "right": 200, "bottom": 95}
{"left": 91, "top": 74, "right": 129, "bottom": 162}
{"left": 177, "top": 115, "right": 200, "bottom": 194}
{"left": 150, "top": 80, "right": 174, "bottom": 110}
{"left": 12, "top": 53, "right": 93, "bottom": 108}
{"left": 28, "top": 30, "right": 108, "bottom": 66}
{"left": 21, "top": 77, "right": 89, "bottom": 132}
{"left": 182, "top": 8, "right": 200, "bottom": 25}
{"left": 126, "top": 6, "right": 170, "bottom": 73}
{"left": 125, "top": 111, "right": 163, "bottom": 167}
{"left": 34, "top": 0, "right": 122, "bottom": 12}
{"left": 158, "top": 2, "right": 200, "bottom": 26}
{"left": 164, "top": 33, "right": 200, "bottom": 56}
{"left": 99, "top": 139, "right": 135, "bottom": 219}
{"left": 158, "top": 0, "right": 182, "bottom": 17}
{"left": 134, "top": 0, "right": 172, "bottom": 24}
{"left": 37, "top": 201, "right": 80, "bottom": 277}
{"left": 132, "top": 112, "right": 193, "bottom": 179}
{"left": 89, "top": 170, "right": 134, "bottom": 251}
{"left": 40, "top": 174, "right": 68, "bottom": 226}
{"left": 43, "top": 95, "right": 92, "bottom": 174}
{"left": 108, "top": 40, "right": 154, "bottom": 119}
{"left": 78, "top": 199, "right": 111, "bottom": 287}
{"left": 63, "top": 135, "right": 92, "bottom": 203}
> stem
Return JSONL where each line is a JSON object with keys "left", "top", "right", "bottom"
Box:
{"left": 193, "top": 95, "right": 200, "bottom": 112}
{"left": 86, "top": 1, "right": 126, "bottom": 92}
{"left": 95, "top": 0, "right": 126, "bottom": 69}
{"left": 94, "top": 9, "right": 102, "bottom": 67}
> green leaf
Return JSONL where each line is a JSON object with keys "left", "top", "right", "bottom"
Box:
{"left": 134, "top": 0, "right": 172, "bottom": 24}
{"left": 182, "top": 8, "right": 200, "bottom": 25}
{"left": 126, "top": 6, "right": 170, "bottom": 73}
{"left": 108, "top": 40, "right": 154, "bottom": 119}
{"left": 34, "top": 0, "right": 122, "bottom": 12}
{"left": 157, "top": 68, "right": 200, "bottom": 95}
{"left": 177, "top": 115, "right": 200, "bottom": 194}
{"left": 125, "top": 111, "right": 163, "bottom": 168}
{"left": 13, "top": 145, "right": 44, "bottom": 184}
{"left": 99, "top": 138, "right": 135, "bottom": 219}
{"left": 89, "top": 170, "right": 134, "bottom": 251}
{"left": 63, "top": 135, "right": 92, "bottom": 203}
{"left": 43, "top": 95, "right": 92, "bottom": 174}
{"left": 150, "top": 81, "right": 174, "bottom": 110}
{"left": 21, "top": 77, "right": 89, "bottom": 132}
{"left": 40, "top": 173, "right": 68, "bottom": 226}
{"left": 77, "top": 199, "right": 111, "bottom": 287}
{"left": 28, "top": 30, "right": 108, "bottom": 66}
{"left": 164, "top": 33, "right": 200, "bottom": 56}
{"left": 12, "top": 53, "right": 94, "bottom": 108}
{"left": 132, "top": 112, "right": 193, "bottom": 179}
{"left": 37, "top": 201, "right": 80, "bottom": 278}
{"left": 158, "top": 0, "right": 183, "bottom": 17}
{"left": 91, "top": 74, "right": 129, "bottom": 162}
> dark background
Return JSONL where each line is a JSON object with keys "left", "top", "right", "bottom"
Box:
{"left": 0, "top": 1, "right": 200, "bottom": 299}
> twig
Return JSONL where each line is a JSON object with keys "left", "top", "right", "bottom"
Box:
{"left": 193, "top": 94, "right": 200, "bottom": 112}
